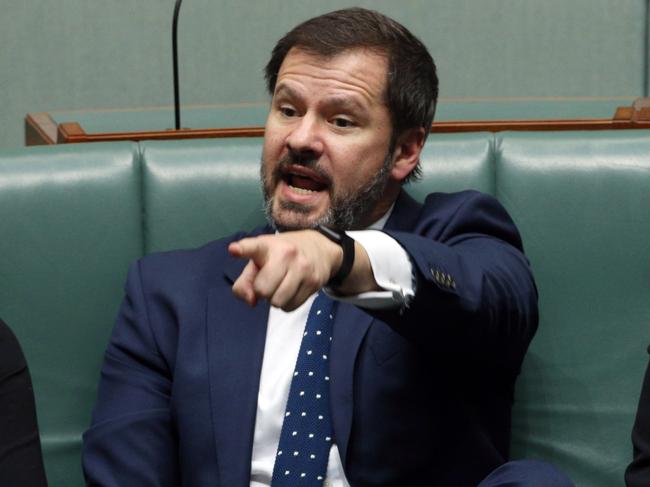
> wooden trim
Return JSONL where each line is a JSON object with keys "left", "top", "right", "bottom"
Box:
{"left": 25, "top": 113, "right": 57, "bottom": 145}
{"left": 614, "top": 107, "right": 634, "bottom": 120}
{"left": 56, "top": 118, "right": 650, "bottom": 144}
{"left": 57, "top": 122, "right": 87, "bottom": 143}
{"left": 57, "top": 124, "right": 265, "bottom": 143}
{"left": 429, "top": 118, "right": 650, "bottom": 133}
{"left": 32, "top": 98, "right": 650, "bottom": 145}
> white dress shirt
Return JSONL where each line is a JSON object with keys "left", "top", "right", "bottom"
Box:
{"left": 250, "top": 208, "right": 415, "bottom": 486}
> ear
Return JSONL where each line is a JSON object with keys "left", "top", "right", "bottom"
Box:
{"left": 389, "top": 127, "right": 426, "bottom": 182}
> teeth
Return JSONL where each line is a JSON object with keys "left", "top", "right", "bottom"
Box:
{"left": 289, "top": 185, "right": 316, "bottom": 194}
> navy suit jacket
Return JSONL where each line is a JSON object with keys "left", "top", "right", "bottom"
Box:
{"left": 82, "top": 190, "right": 538, "bottom": 487}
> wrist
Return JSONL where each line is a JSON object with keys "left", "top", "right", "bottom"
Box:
{"left": 315, "top": 225, "right": 355, "bottom": 288}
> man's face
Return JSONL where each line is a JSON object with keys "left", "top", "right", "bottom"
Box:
{"left": 261, "top": 47, "right": 397, "bottom": 231}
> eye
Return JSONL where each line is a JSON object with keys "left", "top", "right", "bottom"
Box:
{"left": 332, "top": 117, "right": 355, "bottom": 128}
{"left": 279, "top": 105, "right": 297, "bottom": 118}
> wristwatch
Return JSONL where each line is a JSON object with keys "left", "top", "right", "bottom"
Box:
{"left": 316, "top": 225, "right": 356, "bottom": 288}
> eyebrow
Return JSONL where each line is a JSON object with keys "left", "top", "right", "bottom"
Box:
{"left": 325, "top": 95, "right": 367, "bottom": 114}
{"left": 274, "top": 84, "right": 369, "bottom": 115}
{"left": 274, "top": 84, "right": 300, "bottom": 101}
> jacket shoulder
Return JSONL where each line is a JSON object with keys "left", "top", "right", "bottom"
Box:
{"left": 134, "top": 227, "right": 268, "bottom": 291}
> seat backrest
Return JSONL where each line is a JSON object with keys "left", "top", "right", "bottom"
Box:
{"left": 141, "top": 138, "right": 266, "bottom": 253}
{"left": 141, "top": 132, "right": 496, "bottom": 253}
{"left": 0, "top": 142, "right": 142, "bottom": 487}
{"left": 498, "top": 130, "right": 650, "bottom": 486}
{"left": 411, "top": 132, "right": 495, "bottom": 198}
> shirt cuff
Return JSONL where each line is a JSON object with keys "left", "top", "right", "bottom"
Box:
{"left": 325, "top": 230, "right": 415, "bottom": 310}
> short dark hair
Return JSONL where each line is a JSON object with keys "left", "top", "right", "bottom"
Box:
{"left": 265, "top": 7, "right": 438, "bottom": 182}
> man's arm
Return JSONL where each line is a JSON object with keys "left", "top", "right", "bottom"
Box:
{"left": 82, "top": 261, "right": 180, "bottom": 487}
{"left": 229, "top": 191, "right": 538, "bottom": 365}
{"left": 378, "top": 191, "right": 538, "bottom": 366}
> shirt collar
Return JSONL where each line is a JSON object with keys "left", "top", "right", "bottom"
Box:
{"left": 366, "top": 202, "right": 395, "bottom": 231}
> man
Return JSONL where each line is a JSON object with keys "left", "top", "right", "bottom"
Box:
{"left": 83, "top": 8, "right": 571, "bottom": 486}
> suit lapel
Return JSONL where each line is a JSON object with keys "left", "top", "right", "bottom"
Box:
{"left": 206, "top": 253, "right": 270, "bottom": 487}
{"left": 330, "top": 190, "right": 421, "bottom": 465}
{"left": 329, "top": 301, "right": 373, "bottom": 468}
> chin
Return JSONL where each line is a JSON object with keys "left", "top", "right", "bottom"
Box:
{"left": 277, "top": 212, "right": 325, "bottom": 231}
{"left": 268, "top": 205, "right": 325, "bottom": 232}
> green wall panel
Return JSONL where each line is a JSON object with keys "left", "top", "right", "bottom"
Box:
{"left": 2, "top": 1, "right": 647, "bottom": 148}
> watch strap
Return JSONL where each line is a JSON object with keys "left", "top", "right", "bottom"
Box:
{"left": 316, "top": 225, "right": 355, "bottom": 288}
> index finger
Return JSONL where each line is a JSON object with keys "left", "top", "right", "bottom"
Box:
{"left": 228, "top": 237, "right": 267, "bottom": 262}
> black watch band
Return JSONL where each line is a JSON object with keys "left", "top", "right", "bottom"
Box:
{"left": 316, "top": 225, "right": 356, "bottom": 288}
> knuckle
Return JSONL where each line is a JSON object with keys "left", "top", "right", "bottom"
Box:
{"left": 253, "top": 281, "right": 269, "bottom": 298}
{"left": 296, "top": 258, "right": 311, "bottom": 273}
{"left": 282, "top": 244, "right": 298, "bottom": 260}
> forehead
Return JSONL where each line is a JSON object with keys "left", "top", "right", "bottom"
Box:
{"left": 274, "top": 47, "right": 389, "bottom": 107}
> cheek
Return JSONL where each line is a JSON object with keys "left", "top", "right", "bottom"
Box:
{"left": 331, "top": 146, "right": 384, "bottom": 185}
{"left": 262, "top": 121, "right": 284, "bottom": 157}
{"left": 261, "top": 136, "right": 283, "bottom": 175}
{"left": 262, "top": 137, "right": 278, "bottom": 160}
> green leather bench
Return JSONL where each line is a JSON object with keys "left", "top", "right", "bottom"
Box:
{"left": 1, "top": 131, "right": 649, "bottom": 486}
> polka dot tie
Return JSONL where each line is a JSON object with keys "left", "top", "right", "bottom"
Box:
{"left": 271, "top": 291, "right": 337, "bottom": 486}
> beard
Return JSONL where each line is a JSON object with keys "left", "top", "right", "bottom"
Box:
{"left": 261, "top": 151, "right": 394, "bottom": 232}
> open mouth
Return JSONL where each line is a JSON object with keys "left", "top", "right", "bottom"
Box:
{"left": 281, "top": 165, "right": 330, "bottom": 194}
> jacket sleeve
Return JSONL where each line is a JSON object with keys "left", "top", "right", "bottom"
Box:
{"left": 82, "top": 260, "right": 180, "bottom": 487}
{"left": 380, "top": 191, "right": 538, "bottom": 372}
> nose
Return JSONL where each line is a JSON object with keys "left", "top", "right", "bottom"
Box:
{"left": 285, "top": 113, "right": 324, "bottom": 158}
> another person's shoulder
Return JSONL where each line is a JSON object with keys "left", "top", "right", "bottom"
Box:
{"left": 626, "top": 345, "right": 650, "bottom": 487}
{"left": 0, "top": 319, "right": 48, "bottom": 487}
{"left": 0, "top": 318, "right": 26, "bottom": 379}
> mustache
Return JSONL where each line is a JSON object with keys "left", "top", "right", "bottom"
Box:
{"left": 275, "top": 152, "right": 333, "bottom": 186}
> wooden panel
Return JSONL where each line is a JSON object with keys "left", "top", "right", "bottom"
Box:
{"left": 27, "top": 99, "right": 650, "bottom": 146}
{"left": 55, "top": 119, "right": 650, "bottom": 144}
{"left": 24, "top": 113, "right": 57, "bottom": 145}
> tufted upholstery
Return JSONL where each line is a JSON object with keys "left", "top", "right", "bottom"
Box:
{"left": 1, "top": 131, "right": 648, "bottom": 486}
